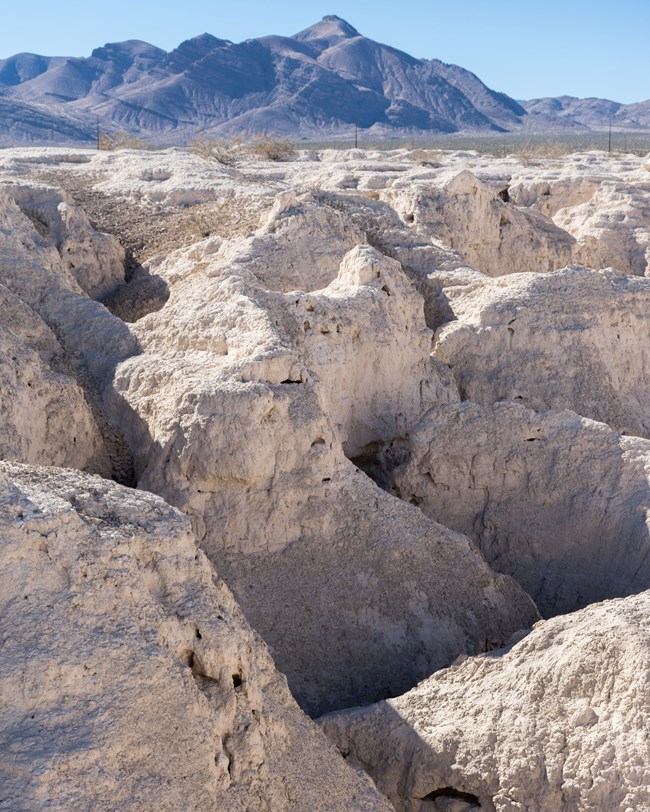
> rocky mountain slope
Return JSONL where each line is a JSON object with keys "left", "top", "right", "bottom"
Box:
{"left": 524, "top": 95, "right": 650, "bottom": 131}
{"left": 0, "top": 142, "right": 649, "bottom": 809}
{"left": 5, "top": 15, "right": 644, "bottom": 146}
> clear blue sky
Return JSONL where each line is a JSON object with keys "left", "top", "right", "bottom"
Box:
{"left": 0, "top": 1, "right": 647, "bottom": 103}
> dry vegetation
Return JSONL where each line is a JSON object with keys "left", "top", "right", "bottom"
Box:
{"left": 188, "top": 134, "right": 297, "bottom": 164}
{"left": 98, "top": 131, "right": 151, "bottom": 151}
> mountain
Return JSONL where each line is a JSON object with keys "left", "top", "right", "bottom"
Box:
{"left": 0, "top": 16, "right": 646, "bottom": 146}
{"left": 523, "top": 96, "right": 650, "bottom": 131}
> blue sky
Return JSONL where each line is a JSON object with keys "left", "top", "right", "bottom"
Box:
{"left": 0, "top": 1, "right": 647, "bottom": 103}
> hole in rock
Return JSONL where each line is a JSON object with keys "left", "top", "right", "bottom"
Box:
{"left": 322, "top": 477, "right": 331, "bottom": 483}
{"left": 422, "top": 787, "right": 481, "bottom": 808}
{"left": 311, "top": 438, "right": 326, "bottom": 447}
{"left": 346, "top": 437, "right": 408, "bottom": 492}
{"left": 232, "top": 673, "right": 243, "bottom": 690}
{"left": 279, "top": 378, "right": 302, "bottom": 385}
{"left": 101, "top": 267, "right": 170, "bottom": 323}
{"left": 498, "top": 187, "right": 510, "bottom": 203}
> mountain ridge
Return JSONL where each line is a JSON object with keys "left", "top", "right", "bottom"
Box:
{"left": 0, "top": 15, "right": 647, "bottom": 146}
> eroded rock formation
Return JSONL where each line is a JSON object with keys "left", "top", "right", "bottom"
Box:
{"left": 321, "top": 591, "right": 650, "bottom": 812}
{"left": 1, "top": 144, "right": 649, "bottom": 809}
{"left": 391, "top": 401, "right": 650, "bottom": 616}
{"left": 0, "top": 462, "right": 392, "bottom": 811}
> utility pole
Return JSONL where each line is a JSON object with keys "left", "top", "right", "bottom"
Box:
{"left": 608, "top": 115, "right": 612, "bottom": 154}
{"left": 354, "top": 123, "right": 358, "bottom": 149}
{"left": 96, "top": 118, "right": 100, "bottom": 151}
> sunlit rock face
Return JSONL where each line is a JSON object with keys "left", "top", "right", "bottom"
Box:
{"left": 321, "top": 590, "right": 650, "bottom": 812}
{"left": 0, "top": 144, "right": 648, "bottom": 809}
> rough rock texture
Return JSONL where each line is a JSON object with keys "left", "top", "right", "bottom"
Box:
{"left": 2, "top": 183, "right": 125, "bottom": 298}
{"left": 0, "top": 183, "right": 135, "bottom": 384}
{"left": 391, "top": 401, "right": 650, "bottom": 616}
{"left": 388, "top": 169, "right": 575, "bottom": 277}
{"left": 0, "top": 462, "right": 393, "bottom": 812}
{"left": 433, "top": 265, "right": 650, "bottom": 438}
{"left": 110, "top": 232, "right": 538, "bottom": 715}
{"left": 554, "top": 180, "right": 650, "bottom": 276}
{"left": 0, "top": 283, "right": 109, "bottom": 473}
{"left": 321, "top": 591, "right": 650, "bottom": 812}
{"left": 1, "top": 145, "right": 648, "bottom": 807}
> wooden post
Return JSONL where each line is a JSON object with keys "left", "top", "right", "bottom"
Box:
{"left": 608, "top": 115, "right": 612, "bottom": 154}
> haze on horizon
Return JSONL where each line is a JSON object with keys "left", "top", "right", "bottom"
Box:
{"left": 0, "top": 0, "right": 647, "bottom": 104}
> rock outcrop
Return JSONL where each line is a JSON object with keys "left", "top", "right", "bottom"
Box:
{"left": 321, "top": 590, "right": 650, "bottom": 812}
{"left": 0, "top": 283, "right": 109, "bottom": 473}
{"left": 389, "top": 170, "right": 575, "bottom": 277}
{"left": 433, "top": 265, "right": 650, "bottom": 438}
{"left": 1, "top": 144, "right": 648, "bottom": 809}
{"left": 109, "top": 224, "right": 538, "bottom": 715}
{"left": 391, "top": 401, "right": 650, "bottom": 616}
{"left": 0, "top": 462, "right": 393, "bottom": 811}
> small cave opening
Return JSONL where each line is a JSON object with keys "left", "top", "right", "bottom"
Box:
{"left": 497, "top": 187, "right": 510, "bottom": 203}
{"left": 421, "top": 787, "right": 482, "bottom": 809}
{"left": 348, "top": 442, "right": 390, "bottom": 490}
{"left": 347, "top": 439, "right": 409, "bottom": 492}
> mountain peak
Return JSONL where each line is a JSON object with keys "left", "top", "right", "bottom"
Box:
{"left": 294, "top": 15, "right": 360, "bottom": 48}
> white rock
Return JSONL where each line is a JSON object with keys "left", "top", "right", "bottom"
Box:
{"left": 321, "top": 591, "right": 650, "bottom": 812}
{"left": 0, "top": 461, "right": 393, "bottom": 812}
{"left": 391, "top": 401, "right": 650, "bottom": 616}
{"left": 433, "top": 265, "right": 650, "bottom": 438}
{"left": 2, "top": 183, "right": 125, "bottom": 298}
{"left": 0, "top": 282, "right": 110, "bottom": 473}
{"left": 109, "top": 241, "right": 536, "bottom": 714}
{"left": 386, "top": 169, "right": 575, "bottom": 276}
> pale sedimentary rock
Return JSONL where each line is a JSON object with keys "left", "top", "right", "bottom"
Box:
{"left": 387, "top": 169, "right": 576, "bottom": 276}
{"left": 0, "top": 284, "right": 109, "bottom": 473}
{"left": 321, "top": 591, "right": 650, "bottom": 812}
{"left": 0, "top": 462, "right": 393, "bottom": 812}
{"left": 433, "top": 265, "right": 650, "bottom": 438}
{"left": 110, "top": 235, "right": 537, "bottom": 714}
{"left": 509, "top": 163, "right": 650, "bottom": 276}
{"left": 0, "top": 185, "right": 136, "bottom": 383}
{"left": 2, "top": 183, "right": 125, "bottom": 298}
{"left": 391, "top": 401, "right": 650, "bottom": 616}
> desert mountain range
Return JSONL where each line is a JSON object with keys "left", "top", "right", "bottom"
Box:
{"left": 1, "top": 15, "right": 648, "bottom": 145}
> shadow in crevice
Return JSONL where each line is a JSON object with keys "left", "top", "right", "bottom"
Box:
{"left": 321, "top": 700, "right": 498, "bottom": 812}
{"left": 348, "top": 438, "right": 409, "bottom": 492}
{"left": 101, "top": 263, "right": 169, "bottom": 323}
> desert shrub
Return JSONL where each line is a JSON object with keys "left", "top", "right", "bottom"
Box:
{"left": 189, "top": 135, "right": 242, "bottom": 166}
{"left": 98, "top": 131, "right": 150, "bottom": 151}
{"left": 250, "top": 135, "right": 297, "bottom": 162}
